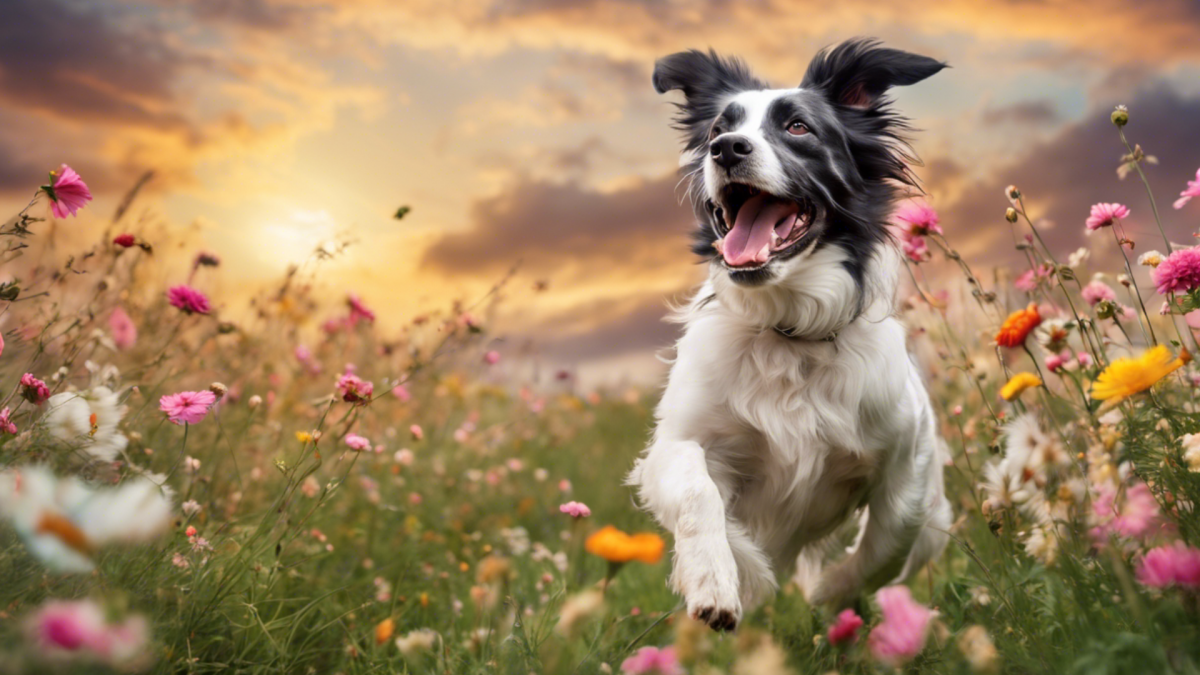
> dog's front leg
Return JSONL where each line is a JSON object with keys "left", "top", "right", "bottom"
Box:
{"left": 633, "top": 439, "right": 741, "bottom": 630}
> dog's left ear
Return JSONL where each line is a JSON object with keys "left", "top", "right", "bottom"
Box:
{"left": 801, "top": 38, "right": 946, "bottom": 110}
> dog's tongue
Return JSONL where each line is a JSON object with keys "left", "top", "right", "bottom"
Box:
{"left": 721, "top": 194, "right": 800, "bottom": 267}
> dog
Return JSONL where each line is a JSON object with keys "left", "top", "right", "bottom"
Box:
{"left": 627, "top": 38, "right": 952, "bottom": 631}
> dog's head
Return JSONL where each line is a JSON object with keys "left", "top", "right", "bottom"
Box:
{"left": 654, "top": 39, "right": 944, "bottom": 289}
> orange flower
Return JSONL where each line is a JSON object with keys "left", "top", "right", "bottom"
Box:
{"left": 374, "top": 618, "right": 395, "bottom": 645}
{"left": 995, "top": 303, "right": 1041, "bottom": 348}
{"left": 585, "top": 525, "right": 664, "bottom": 564}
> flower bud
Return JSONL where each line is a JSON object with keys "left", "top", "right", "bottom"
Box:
{"left": 209, "top": 382, "right": 228, "bottom": 400}
{"left": 248, "top": 395, "right": 262, "bottom": 409}
{"left": 1111, "top": 105, "right": 1129, "bottom": 127}
{"left": 1005, "top": 208, "right": 1018, "bottom": 223}
{"left": 1117, "top": 273, "right": 1131, "bottom": 288}
{"left": 1095, "top": 300, "right": 1116, "bottom": 320}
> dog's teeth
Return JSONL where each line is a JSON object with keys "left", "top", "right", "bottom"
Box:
{"left": 713, "top": 239, "right": 725, "bottom": 255}
{"left": 755, "top": 242, "right": 770, "bottom": 262}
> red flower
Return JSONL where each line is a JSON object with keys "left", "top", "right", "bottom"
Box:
{"left": 995, "top": 303, "right": 1041, "bottom": 348}
{"left": 113, "top": 234, "right": 136, "bottom": 248}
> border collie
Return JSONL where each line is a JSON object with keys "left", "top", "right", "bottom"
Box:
{"left": 628, "top": 39, "right": 951, "bottom": 631}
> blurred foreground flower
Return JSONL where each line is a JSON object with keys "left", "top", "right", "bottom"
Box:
{"left": 345, "top": 433, "right": 371, "bottom": 451}
{"left": 1173, "top": 168, "right": 1200, "bottom": 210}
{"left": 585, "top": 525, "right": 664, "bottom": 564}
{"left": 995, "top": 304, "right": 1041, "bottom": 348}
{"left": 957, "top": 625, "right": 999, "bottom": 674}
{"left": 40, "top": 165, "right": 93, "bottom": 218}
{"left": 20, "top": 373, "right": 51, "bottom": 405}
{"left": 166, "top": 285, "right": 211, "bottom": 315}
{"left": 337, "top": 372, "right": 374, "bottom": 405}
{"left": 867, "top": 586, "right": 932, "bottom": 667}
{"left": 1151, "top": 247, "right": 1200, "bottom": 295}
{"left": 395, "top": 628, "right": 439, "bottom": 657}
{"left": 560, "top": 501, "right": 591, "bottom": 518}
{"left": 160, "top": 390, "right": 217, "bottom": 425}
{"left": 1136, "top": 541, "right": 1200, "bottom": 588}
{"left": 621, "top": 645, "right": 683, "bottom": 675}
{"left": 44, "top": 387, "right": 128, "bottom": 461}
{"left": 0, "top": 466, "right": 173, "bottom": 573}
{"left": 1089, "top": 344, "right": 1189, "bottom": 404}
{"left": 25, "top": 599, "right": 150, "bottom": 671}
{"left": 828, "top": 608, "right": 864, "bottom": 646}
{"left": 556, "top": 589, "right": 604, "bottom": 637}
{"left": 1000, "top": 372, "right": 1042, "bottom": 401}
{"left": 108, "top": 307, "right": 137, "bottom": 349}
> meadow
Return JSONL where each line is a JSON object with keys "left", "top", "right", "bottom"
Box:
{"left": 2, "top": 106, "right": 1200, "bottom": 675}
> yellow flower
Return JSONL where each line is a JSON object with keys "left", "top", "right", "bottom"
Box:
{"left": 1090, "top": 345, "right": 1190, "bottom": 403}
{"left": 295, "top": 431, "right": 313, "bottom": 443}
{"left": 374, "top": 618, "right": 394, "bottom": 645}
{"left": 585, "top": 525, "right": 664, "bottom": 564}
{"left": 1000, "top": 372, "right": 1042, "bottom": 400}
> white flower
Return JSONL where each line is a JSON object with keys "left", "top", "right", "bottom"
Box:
{"left": 980, "top": 462, "right": 1020, "bottom": 515}
{"left": 0, "top": 466, "right": 173, "bottom": 573}
{"left": 1067, "top": 247, "right": 1090, "bottom": 268}
{"left": 42, "top": 387, "right": 128, "bottom": 461}
{"left": 395, "top": 628, "right": 439, "bottom": 657}
{"left": 1181, "top": 433, "right": 1200, "bottom": 472}
{"left": 181, "top": 500, "right": 202, "bottom": 516}
{"left": 1138, "top": 250, "right": 1164, "bottom": 268}
{"left": 1023, "top": 526, "right": 1058, "bottom": 564}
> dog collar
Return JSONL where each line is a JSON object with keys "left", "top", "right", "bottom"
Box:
{"left": 772, "top": 325, "right": 838, "bottom": 342}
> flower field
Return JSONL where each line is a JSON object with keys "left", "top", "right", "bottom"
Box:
{"left": 2, "top": 108, "right": 1200, "bottom": 675}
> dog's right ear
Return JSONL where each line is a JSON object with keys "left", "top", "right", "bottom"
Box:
{"left": 652, "top": 50, "right": 764, "bottom": 151}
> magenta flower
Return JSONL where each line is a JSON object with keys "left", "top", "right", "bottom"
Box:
{"left": 0, "top": 407, "right": 16, "bottom": 434}
{"left": 347, "top": 293, "right": 375, "bottom": 324}
{"left": 828, "top": 608, "right": 864, "bottom": 647}
{"left": 484, "top": 350, "right": 500, "bottom": 365}
{"left": 1152, "top": 247, "right": 1200, "bottom": 295}
{"left": 892, "top": 201, "right": 942, "bottom": 236}
{"left": 409, "top": 424, "right": 424, "bottom": 441}
{"left": 345, "top": 433, "right": 371, "bottom": 451}
{"left": 1173, "top": 168, "right": 1200, "bottom": 210}
{"left": 1045, "top": 352, "right": 1070, "bottom": 373}
{"left": 167, "top": 285, "right": 211, "bottom": 315}
{"left": 1136, "top": 541, "right": 1200, "bottom": 588}
{"left": 1081, "top": 280, "right": 1117, "bottom": 306}
{"left": 113, "top": 233, "right": 136, "bottom": 248}
{"left": 109, "top": 307, "right": 137, "bottom": 350}
{"left": 902, "top": 235, "right": 930, "bottom": 263}
{"left": 867, "top": 586, "right": 932, "bottom": 667}
{"left": 336, "top": 373, "right": 373, "bottom": 405}
{"left": 559, "top": 501, "right": 591, "bottom": 518}
{"left": 20, "top": 373, "right": 50, "bottom": 405}
{"left": 25, "top": 599, "right": 149, "bottom": 668}
{"left": 1091, "top": 482, "right": 1162, "bottom": 544}
{"left": 40, "top": 165, "right": 93, "bottom": 219}
{"left": 160, "top": 390, "right": 218, "bottom": 425}
{"left": 620, "top": 646, "right": 683, "bottom": 675}
{"left": 1085, "top": 203, "right": 1130, "bottom": 231}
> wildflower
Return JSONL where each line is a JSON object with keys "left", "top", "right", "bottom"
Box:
{"left": 867, "top": 586, "right": 932, "bottom": 667}
{"left": 559, "top": 501, "right": 591, "bottom": 518}
{"left": 1173, "top": 168, "right": 1200, "bottom": 210}
{"left": 1085, "top": 202, "right": 1130, "bottom": 231}
{"left": 113, "top": 233, "right": 136, "bottom": 248}
{"left": 1024, "top": 526, "right": 1059, "bottom": 564}
{"left": 1091, "top": 482, "right": 1162, "bottom": 544}
{"left": 1138, "top": 250, "right": 1164, "bottom": 268}
{"left": 1000, "top": 372, "right": 1041, "bottom": 401}
{"left": 995, "top": 303, "right": 1041, "bottom": 348}
{"left": 181, "top": 500, "right": 201, "bottom": 516}
{"left": 621, "top": 646, "right": 683, "bottom": 675}
{"left": 345, "top": 433, "right": 371, "bottom": 451}
{"left": 1136, "top": 541, "right": 1200, "bottom": 588}
{"left": 557, "top": 590, "right": 605, "bottom": 637}
{"left": 1152, "top": 247, "right": 1200, "bottom": 294}
{"left": 0, "top": 408, "right": 16, "bottom": 435}
{"left": 396, "top": 628, "right": 439, "bottom": 656}
{"left": 1044, "top": 353, "right": 1069, "bottom": 373}
{"left": 1111, "top": 104, "right": 1129, "bottom": 127}
{"left": 1004, "top": 185, "right": 1021, "bottom": 206}
{"left": 40, "top": 165, "right": 93, "bottom": 218}
{"left": 166, "top": 285, "right": 211, "bottom": 315}
{"left": 337, "top": 373, "right": 374, "bottom": 405}
{"left": 902, "top": 235, "right": 930, "bottom": 263}
{"left": 248, "top": 395, "right": 262, "bottom": 409}
{"left": 957, "top": 625, "right": 999, "bottom": 674}
{"left": 374, "top": 618, "right": 395, "bottom": 645}
{"left": 347, "top": 293, "right": 376, "bottom": 324}
{"left": 0, "top": 466, "right": 173, "bottom": 573}
{"left": 585, "top": 525, "right": 665, "bottom": 564}
{"left": 1181, "top": 433, "right": 1200, "bottom": 472}
{"left": 1090, "top": 344, "right": 1189, "bottom": 403}
{"left": 20, "top": 373, "right": 51, "bottom": 405}
{"left": 44, "top": 387, "right": 129, "bottom": 461}
{"left": 393, "top": 384, "right": 412, "bottom": 402}
{"left": 108, "top": 307, "right": 137, "bottom": 349}
{"left": 828, "top": 608, "right": 864, "bottom": 646}
{"left": 394, "top": 448, "right": 414, "bottom": 465}
{"left": 893, "top": 201, "right": 942, "bottom": 236}
{"left": 184, "top": 456, "right": 201, "bottom": 473}
{"left": 1081, "top": 280, "right": 1116, "bottom": 306}
{"left": 25, "top": 599, "right": 149, "bottom": 669}
{"left": 159, "top": 390, "right": 217, "bottom": 425}
{"left": 483, "top": 350, "right": 500, "bottom": 365}
{"left": 1014, "top": 266, "right": 1050, "bottom": 292}
{"left": 409, "top": 424, "right": 424, "bottom": 440}
{"left": 1004, "top": 207, "right": 1018, "bottom": 223}
{"left": 1068, "top": 247, "right": 1090, "bottom": 268}
{"left": 1035, "top": 319, "right": 1071, "bottom": 353}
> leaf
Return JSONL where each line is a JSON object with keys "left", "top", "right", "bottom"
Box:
{"left": 394, "top": 206, "right": 411, "bottom": 220}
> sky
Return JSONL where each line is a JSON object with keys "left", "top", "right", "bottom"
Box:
{"left": 2, "top": 0, "right": 1199, "bottom": 385}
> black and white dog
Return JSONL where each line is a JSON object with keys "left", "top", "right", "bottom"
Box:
{"left": 628, "top": 39, "right": 951, "bottom": 631}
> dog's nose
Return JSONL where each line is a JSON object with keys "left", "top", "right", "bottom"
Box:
{"left": 710, "top": 135, "right": 753, "bottom": 169}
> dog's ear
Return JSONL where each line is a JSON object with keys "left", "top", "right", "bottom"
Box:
{"left": 653, "top": 50, "right": 764, "bottom": 148}
{"left": 801, "top": 38, "right": 945, "bottom": 110}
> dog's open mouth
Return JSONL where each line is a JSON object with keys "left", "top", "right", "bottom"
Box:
{"left": 709, "top": 184, "right": 815, "bottom": 269}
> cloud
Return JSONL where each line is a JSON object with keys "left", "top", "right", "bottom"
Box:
{"left": 530, "top": 292, "right": 681, "bottom": 362}
{"left": 980, "top": 100, "right": 1060, "bottom": 127}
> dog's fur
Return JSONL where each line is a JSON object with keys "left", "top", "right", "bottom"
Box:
{"left": 627, "top": 39, "right": 952, "bottom": 631}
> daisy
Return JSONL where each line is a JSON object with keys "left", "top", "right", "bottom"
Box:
{"left": 43, "top": 387, "right": 129, "bottom": 461}
{"left": 1090, "top": 345, "right": 1190, "bottom": 403}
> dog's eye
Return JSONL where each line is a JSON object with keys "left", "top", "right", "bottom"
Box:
{"left": 709, "top": 125, "right": 723, "bottom": 140}
{"left": 786, "top": 121, "right": 809, "bottom": 136}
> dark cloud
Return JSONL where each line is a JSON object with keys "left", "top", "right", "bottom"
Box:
{"left": 980, "top": 100, "right": 1060, "bottom": 127}
{"left": 0, "top": 0, "right": 190, "bottom": 129}
{"left": 945, "top": 87, "right": 1200, "bottom": 267}
{"left": 178, "top": 0, "right": 319, "bottom": 31}
{"left": 528, "top": 294, "right": 682, "bottom": 362}
{"left": 422, "top": 173, "right": 695, "bottom": 276}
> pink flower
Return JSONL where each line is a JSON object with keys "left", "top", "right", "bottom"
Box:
{"left": 484, "top": 350, "right": 500, "bottom": 365}
{"left": 1173, "top": 168, "right": 1200, "bottom": 210}
{"left": 113, "top": 233, "right": 136, "bottom": 248}
{"left": 1081, "top": 280, "right": 1117, "bottom": 306}
{"left": 392, "top": 384, "right": 412, "bottom": 402}
{"left": 347, "top": 294, "right": 375, "bottom": 324}
{"left": 867, "top": 586, "right": 932, "bottom": 666}
{"left": 20, "top": 373, "right": 50, "bottom": 405}
{"left": 167, "top": 285, "right": 211, "bottom": 315}
{"left": 828, "top": 608, "right": 864, "bottom": 646}
{"left": 1091, "top": 482, "right": 1162, "bottom": 544}
{"left": 0, "top": 407, "right": 17, "bottom": 434}
{"left": 892, "top": 201, "right": 942, "bottom": 236}
{"left": 41, "top": 165, "right": 93, "bottom": 218}
{"left": 345, "top": 433, "right": 371, "bottom": 451}
{"left": 902, "top": 235, "right": 930, "bottom": 263}
{"left": 1085, "top": 202, "right": 1130, "bottom": 231}
{"left": 409, "top": 424, "right": 424, "bottom": 441}
{"left": 620, "top": 646, "right": 683, "bottom": 675}
{"left": 1045, "top": 352, "right": 1070, "bottom": 373}
{"left": 1136, "top": 541, "right": 1200, "bottom": 588}
{"left": 159, "top": 390, "right": 218, "bottom": 425}
{"left": 559, "top": 501, "right": 591, "bottom": 518}
{"left": 1077, "top": 351, "right": 1092, "bottom": 368}
{"left": 1152, "top": 247, "right": 1200, "bottom": 295}
{"left": 336, "top": 373, "right": 374, "bottom": 405}
{"left": 109, "top": 307, "right": 137, "bottom": 350}
{"left": 1015, "top": 264, "right": 1052, "bottom": 292}
{"left": 25, "top": 599, "right": 148, "bottom": 668}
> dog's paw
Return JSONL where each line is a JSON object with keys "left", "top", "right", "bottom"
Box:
{"left": 685, "top": 586, "right": 742, "bottom": 632}
{"left": 674, "top": 534, "right": 743, "bottom": 631}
